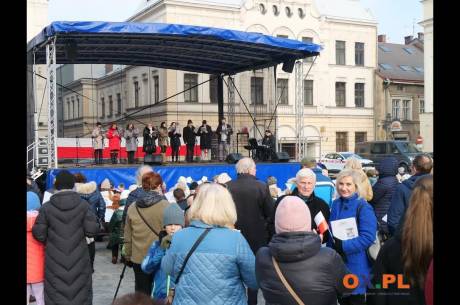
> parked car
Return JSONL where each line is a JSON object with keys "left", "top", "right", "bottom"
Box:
{"left": 319, "top": 152, "right": 374, "bottom": 173}
{"left": 355, "top": 140, "right": 422, "bottom": 173}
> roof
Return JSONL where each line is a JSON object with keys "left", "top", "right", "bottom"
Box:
{"left": 377, "top": 42, "right": 424, "bottom": 82}
{"left": 314, "top": 0, "right": 377, "bottom": 23}
{"left": 27, "top": 21, "right": 321, "bottom": 75}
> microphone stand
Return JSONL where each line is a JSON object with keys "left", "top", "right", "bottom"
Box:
{"left": 75, "top": 135, "right": 81, "bottom": 167}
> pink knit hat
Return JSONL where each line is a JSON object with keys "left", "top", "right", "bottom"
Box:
{"left": 275, "top": 196, "right": 311, "bottom": 233}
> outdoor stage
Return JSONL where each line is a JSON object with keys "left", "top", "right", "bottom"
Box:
{"left": 46, "top": 162, "right": 301, "bottom": 190}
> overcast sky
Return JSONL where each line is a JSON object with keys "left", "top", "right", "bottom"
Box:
{"left": 48, "top": 0, "right": 424, "bottom": 44}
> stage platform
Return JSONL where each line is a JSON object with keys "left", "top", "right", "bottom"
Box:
{"left": 46, "top": 161, "right": 301, "bottom": 191}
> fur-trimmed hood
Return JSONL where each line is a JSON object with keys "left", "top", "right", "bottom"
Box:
{"left": 75, "top": 182, "right": 97, "bottom": 195}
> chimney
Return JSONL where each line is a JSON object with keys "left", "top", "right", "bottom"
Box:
{"left": 378, "top": 34, "right": 386, "bottom": 43}
{"left": 418, "top": 32, "right": 424, "bottom": 41}
{"left": 404, "top": 35, "right": 413, "bottom": 45}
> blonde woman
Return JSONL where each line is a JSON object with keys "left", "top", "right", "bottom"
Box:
{"left": 161, "top": 183, "right": 258, "bottom": 305}
{"left": 344, "top": 158, "right": 373, "bottom": 201}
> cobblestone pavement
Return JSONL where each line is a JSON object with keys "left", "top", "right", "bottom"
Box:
{"left": 92, "top": 239, "right": 265, "bottom": 305}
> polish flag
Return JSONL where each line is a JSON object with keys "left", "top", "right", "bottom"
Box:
{"left": 314, "top": 211, "right": 329, "bottom": 235}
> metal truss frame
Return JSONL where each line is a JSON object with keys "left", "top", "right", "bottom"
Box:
{"left": 46, "top": 38, "right": 58, "bottom": 168}
{"left": 295, "top": 61, "right": 304, "bottom": 161}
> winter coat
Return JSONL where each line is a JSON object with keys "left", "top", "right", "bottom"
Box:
{"left": 387, "top": 173, "right": 429, "bottom": 236}
{"left": 226, "top": 174, "right": 275, "bottom": 254}
{"left": 327, "top": 192, "right": 377, "bottom": 295}
{"left": 141, "top": 240, "right": 172, "bottom": 300}
{"left": 370, "top": 158, "right": 399, "bottom": 234}
{"left": 161, "top": 220, "right": 258, "bottom": 305}
{"left": 256, "top": 232, "right": 351, "bottom": 305}
{"left": 168, "top": 127, "right": 182, "bottom": 147}
{"left": 123, "top": 191, "right": 169, "bottom": 264}
{"left": 183, "top": 125, "right": 196, "bottom": 145}
{"left": 216, "top": 123, "right": 233, "bottom": 144}
{"left": 143, "top": 127, "right": 158, "bottom": 153}
{"left": 124, "top": 128, "right": 139, "bottom": 152}
{"left": 106, "top": 127, "right": 122, "bottom": 151}
{"left": 197, "top": 124, "right": 213, "bottom": 149}
{"left": 122, "top": 187, "right": 151, "bottom": 226}
{"left": 158, "top": 127, "right": 169, "bottom": 147}
{"left": 32, "top": 190, "right": 100, "bottom": 305}
{"left": 275, "top": 189, "right": 331, "bottom": 244}
{"left": 27, "top": 211, "right": 45, "bottom": 284}
{"left": 262, "top": 135, "right": 275, "bottom": 151}
{"left": 107, "top": 206, "right": 124, "bottom": 248}
{"left": 75, "top": 181, "right": 106, "bottom": 222}
{"left": 92, "top": 127, "right": 105, "bottom": 150}
{"left": 311, "top": 167, "right": 336, "bottom": 206}
{"left": 367, "top": 233, "right": 427, "bottom": 305}
{"left": 27, "top": 179, "right": 43, "bottom": 203}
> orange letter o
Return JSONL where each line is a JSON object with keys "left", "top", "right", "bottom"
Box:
{"left": 343, "top": 274, "right": 359, "bottom": 289}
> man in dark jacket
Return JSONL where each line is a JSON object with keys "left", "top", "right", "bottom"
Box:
{"left": 216, "top": 117, "right": 233, "bottom": 162}
{"left": 274, "top": 168, "right": 331, "bottom": 244}
{"left": 183, "top": 119, "right": 197, "bottom": 162}
{"left": 226, "top": 157, "right": 274, "bottom": 305}
{"left": 261, "top": 130, "right": 276, "bottom": 161}
{"left": 370, "top": 157, "right": 399, "bottom": 235}
{"left": 387, "top": 154, "right": 432, "bottom": 235}
{"left": 256, "top": 196, "right": 351, "bottom": 305}
{"left": 32, "top": 170, "right": 100, "bottom": 305}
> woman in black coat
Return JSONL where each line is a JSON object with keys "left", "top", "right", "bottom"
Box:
{"left": 32, "top": 170, "right": 100, "bottom": 305}
{"left": 143, "top": 123, "right": 158, "bottom": 155}
{"left": 197, "top": 120, "right": 212, "bottom": 161}
{"left": 256, "top": 196, "right": 351, "bottom": 305}
{"left": 168, "top": 122, "right": 181, "bottom": 162}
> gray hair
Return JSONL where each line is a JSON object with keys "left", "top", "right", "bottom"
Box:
{"left": 135, "top": 165, "right": 153, "bottom": 185}
{"left": 235, "top": 157, "right": 256, "bottom": 174}
{"left": 295, "top": 168, "right": 317, "bottom": 183}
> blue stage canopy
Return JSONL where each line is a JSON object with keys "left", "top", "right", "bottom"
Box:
{"left": 27, "top": 21, "right": 322, "bottom": 74}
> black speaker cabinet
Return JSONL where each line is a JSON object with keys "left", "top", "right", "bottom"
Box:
{"left": 273, "top": 151, "right": 290, "bottom": 162}
{"left": 144, "top": 154, "right": 163, "bottom": 165}
{"left": 226, "top": 153, "right": 243, "bottom": 164}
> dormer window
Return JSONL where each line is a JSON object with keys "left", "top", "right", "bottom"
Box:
{"left": 259, "top": 4, "right": 266, "bottom": 14}
{"left": 273, "top": 5, "right": 279, "bottom": 16}
{"left": 298, "top": 8, "right": 305, "bottom": 18}
{"left": 285, "top": 7, "right": 292, "bottom": 17}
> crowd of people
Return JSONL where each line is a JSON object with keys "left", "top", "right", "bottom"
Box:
{"left": 26, "top": 152, "right": 433, "bottom": 305}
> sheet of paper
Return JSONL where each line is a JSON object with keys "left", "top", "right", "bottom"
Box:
{"left": 331, "top": 217, "right": 359, "bottom": 240}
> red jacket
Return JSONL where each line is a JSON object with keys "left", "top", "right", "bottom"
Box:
{"left": 27, "top": 211, "right": 44, "bottom": 283}
{"left": 106, "top": 127, "right": 121, "bottom": 151}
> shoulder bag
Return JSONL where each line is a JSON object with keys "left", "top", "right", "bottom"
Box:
{"left": 272, "top": 256, "right": 305, "bottom": 305}
{"left": 356, "top": 203, "right": 382, "bottom": 262}
{"left": 135, "top": 204, "right": 159, "bottom": 237}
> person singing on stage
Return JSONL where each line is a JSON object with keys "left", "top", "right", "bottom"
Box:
{"left": 158, "top": 122, "right": 169, "bottom": 163}
{"left": 106, "top": 123, "right": 122, "bottom": 164}
{"left": 216, "top": 117, "right": 233, "bottom": 162}
{"left": 168, "top": 122, "right": 181, "bottom": 163}
{"left": 124, "top": 124, "right": 139, "bottom": 164}
{"left": 197, "top": 120, "right": 212, "bottom": 162}
{"left": 261, "top": 129, "right": 276, "bottom": 161}
{"left": 142, "top": 123, "right": 158, "bottom": 157}
{"left": 183, "top": 119, "right": 197, "bottom": 163}
{"left": 91, "top": 122, "right": 104, "bottom": 165}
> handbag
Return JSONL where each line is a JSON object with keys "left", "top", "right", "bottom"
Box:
{"left": 356, "top": 203, "right": 383, "bottom": 262}
{"left": 272, "top": 256, "right": 305, "bottom": 305}
{"left": 166, "top": 228, "right": 211, "bottom": 305}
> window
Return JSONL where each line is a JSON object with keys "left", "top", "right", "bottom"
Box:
{"left": 355, "top": 83, "right": 365, "bottom": 107}
{"left": 259, "top": 4, "right": 266, "bottom": 14}
{"left": 209, "top": 76, "right": 218, "bottom": 104}
{"left": 134, "top": 81, "right": 139, "bottom": 107}
{"left": 379, "top": 63, "right": 392, "bottom": 70}
{"left": 277, "top": 79, "right": 289, "bottom": 104}
{"left": 273, "top": 5, "right": 279, "bottom": 15}
{"left": 336, "top": 82, "right": 346, "bottom": 107}
{"left": 414, "top": 67, "right": 424, "bottom": 73}
{"left": 336, "top": 41, "right": 346, "bottom": 65}
{"left": 285, "top": 7, "right": 292, "bottom": 17}
{"left": 420, "top": 99, "right": 425, "bottom": 113}
{"left": 108, "top": 95, "right": 113, "bottom": 117}
{"left": 402, "top": 99, "right": 411, "bottom": 120}
{"left": 302, "top": 37, "right": 313, "bottom": 62}
{"left": 117, "top": 93, "right": 122, "bottom": 114}
{"left": 184, "top": 73, "right": 198, "bottom": 103}
{"left": 400, "top": 65, "right": 414, "bottom": 71}
{"left": 101, "top": 97, "right": 105, "bottom": 118}
{"left": 355, "top": 132, "right": 367, "bottom": 144}
{"left": 371, "top": 143, "right": 387, "bottom": 154}
{"left": 392, "top": 99, "right": 400, "bottom": 119}
{"left": 71, "top": 97, "right": 75, "bottom": 119}
{"left": 378, "top": 45, "right": 391, "bottom": 52}
{"left": 298, "top": 8, "right": 305, "bottom": 18}
{"left": 403, "top": 47, "right": 415, "bottom": 54}
{"left": 336, "top": 132, "right": 348, "bottom": 152}
{"left": 251, "top": 77, "right": 264, "bottom": 105}
{"left": 66, "top": 99, "right": 70, "bottom": 120}
{"left": 153, "top": 75, "right": 159, "bottom": 103}
{"left": 304, "top": 80, "right": 313, "bottom": 105}
{"left": 355, "top": 42, "right": 364, "bottom": 66}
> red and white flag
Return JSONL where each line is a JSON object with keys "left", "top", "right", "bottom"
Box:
{"left": 314, "top": 211, "right": 329, "bottom": 235}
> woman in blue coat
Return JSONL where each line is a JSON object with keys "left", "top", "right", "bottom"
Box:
{"left": 328, "top": 169, "right": 377, "bottom": 305}
{"left": 161, "top": 183, "right": 258, "bottom": 305}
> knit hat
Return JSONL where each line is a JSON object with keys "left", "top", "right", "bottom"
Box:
{"left": 189, "top": 181, "right": 199, "bottom": 191}
{"left": 101, "top": 178, "right": 111, "bottom": 190}
{"left": 163, "top": 203, "right": 185, "bottom": 227}
{"left": 27, "top": 191, "right": 41, "bottom": 211}
{"left": 267, "top": 176, "right": 277, "bottom": 186}
{"left": 55, "top": 170, "right": 75, "bottom": 190}
{"left": 216, "top": 173, "right": 231, "bottom": 184}
{"left": 275, "top": 196, "right": 311, "bottom": 233}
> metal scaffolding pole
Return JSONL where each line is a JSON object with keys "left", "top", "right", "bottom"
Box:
{"left": 227, "top": 75, "right": 235, "bottom": 152}
{"left": 46, "top": 39, "right": 58, "bottom": 168}
{"left": 295, "top": 61, "right": 304, "bottom": 161}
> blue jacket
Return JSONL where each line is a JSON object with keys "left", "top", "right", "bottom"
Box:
{"left": 387, "top": 173, "right": 427, "bottom": 235}
{"left": 141, "top": 240, "right": 171, "bottom": 300}
{"left": 370, "top": 157, "right": 399, "bottom": 234}
{"left": 161, "top": 220, "right": 258, "bottom": 305}
{"left": 311, "top": 168, "right": 336, "bottom": 206}
{"left": 328, "top": 193, "right": 377, "bottom": 295}
{"left": 76, "top": 182, "right": 106, "bottom": 222}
